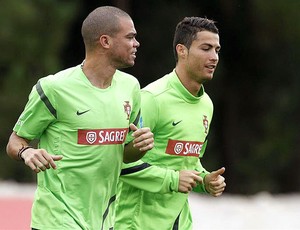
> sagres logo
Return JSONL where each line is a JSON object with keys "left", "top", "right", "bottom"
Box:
{"left": 166, "top": 140, "right": 203, "bottom": 157}
{"left": 78, "top": 128, "right": 128, "bottom": 145}
{"left": 86, "top": 131, "right": 97, "bottom": 144}
{"left": 174, "top": 142, "right": 184, "bottom": 154}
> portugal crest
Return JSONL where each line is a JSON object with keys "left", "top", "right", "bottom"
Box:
{"left": 123, "top": 101, "right": 131, "bottom": 120}
{"left": 203, "top": 115, "right": 209, "bottom": 134}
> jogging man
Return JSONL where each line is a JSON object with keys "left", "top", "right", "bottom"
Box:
{"left": 6, "top": 6, "right": 154, "bottom": 230}
{"left": 115, "top": 17, "right": 226, "bottom": 230}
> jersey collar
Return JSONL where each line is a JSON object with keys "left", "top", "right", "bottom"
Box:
{"left": 170, "top": 69, "right": 205, "bottom": 103}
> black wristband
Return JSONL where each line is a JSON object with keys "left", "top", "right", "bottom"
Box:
{"left": 17, "top": 145, "right": 33, "bottom": 161}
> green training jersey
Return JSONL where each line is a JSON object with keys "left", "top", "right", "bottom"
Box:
{"left": 115, "top": 70, "right": 212, "bottom": 230}
{"left": 13, "top": 65, "right": 141, "bottom": 230}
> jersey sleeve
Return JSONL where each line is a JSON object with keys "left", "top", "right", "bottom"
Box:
{"left": 139, "top": 90, "right": 158, "bottom": 131}
{"left": 120, "top": 160, "right": 179, "bottom": 193}
{"left": 13, "top": 78, "right": 57, "bottom": 140}
{"left": 193, "top": 140, "right": 210, "bottom": 193}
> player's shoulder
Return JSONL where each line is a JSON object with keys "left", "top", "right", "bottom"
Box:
{"left": 38, "top": 65, "right": 80, "bottom": 87}
{"left": 199, "top": 88, "right": 214, "bottom": 112}
{"left": 201, "top": 87, "right": 213, "bottom": 103}
{"left": 114, "top": 69, "right": 140, "bottom": 85}
{"left": 142, "top": 72, "right": 173, "bottom": 96}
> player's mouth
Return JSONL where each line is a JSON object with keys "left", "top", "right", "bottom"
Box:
{"left": 131, "top": 51, "right": 137, "bottom": 59}
{"left": 205, "top": 64, "right": 216, "bottom": 73}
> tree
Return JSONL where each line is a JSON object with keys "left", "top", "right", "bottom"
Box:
{"left": 0, "top": 0, "right": 80, "bottom": 182}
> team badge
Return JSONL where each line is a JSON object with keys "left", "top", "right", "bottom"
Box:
{"left": 123, "top": 101, "right": 131, "bottom": 120}
{"left": 203, "top": 115, "right": 209, "bottom": 134}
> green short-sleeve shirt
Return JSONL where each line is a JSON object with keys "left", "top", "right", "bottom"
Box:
{"left": 14, "top": 65, "right": 141, "bottom": 230}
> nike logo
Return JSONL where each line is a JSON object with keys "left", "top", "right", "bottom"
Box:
{"left": 76, "top": 109, "right": 90, "bottom": 116}
{"left": 172, "top": 120, "right": 182, "bottom": 126}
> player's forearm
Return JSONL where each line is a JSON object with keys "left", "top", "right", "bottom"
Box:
{"left": 6, "top": 132, "right": 31, "bottom": 161}
{"left": 123, "top": 142, "right": 147, "bottom": 163}
{"left": 120, "top": 161, "right": 179, "bottom": 193}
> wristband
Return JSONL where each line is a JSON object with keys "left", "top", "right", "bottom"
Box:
{"left": 17, "top": 145, "right": 33, "bottom": 161}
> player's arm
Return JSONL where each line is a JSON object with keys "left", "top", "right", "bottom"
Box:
{"left": 192, "top": 141, "right": 226, "bottom": 196}
{"left": 192, "top": 158, "right": 210, "bottom": 194}
{"left": 203, "top": 167, "right": 226, "bottom": 197}
{"left": 120, "top": 160, "right": 203, "bottom": 194}
{"left": 192, "top": 139, "right": 211, "bottom": 193}
{"left": 120, "top": 160, "right": 178, "bottom": 193}
{"left": 6, "top": 131, "right": 31, "bottom": 161}
{"left": 123, "top": 124, "right": 154, "bottom": 163}
{"left": 7, "top": 132, "right": 63, "bottom": 173}
{"left": 193, "top": 163, "right": 226, "bottom": 197}
{"left": 123, "top": 82, "right": 154, "bottom": 163}
{"left": 6, "top": 79, "right": 62, "bottom": 173}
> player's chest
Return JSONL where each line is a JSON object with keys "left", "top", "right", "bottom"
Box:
{"left": 158, "top": 102, "right": 211, "bottom": 141}
{"left": 57, "top": 90, "right": 135, "bottom": 128}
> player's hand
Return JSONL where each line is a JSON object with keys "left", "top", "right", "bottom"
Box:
{"left": 178, "top": 170, "right": 203, "bottom": 193}
{"left": 204, "top": 167, "right": 226, "bottom": 197}
{"left": 130, "top": 123, "right": 154, "bottom": 152}
{"left": 22, "top": 148, "right": 63, "bottom": 173}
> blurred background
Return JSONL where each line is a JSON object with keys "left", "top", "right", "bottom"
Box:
{"left": 1, "top": 0, "right": 300, "bottom": 196}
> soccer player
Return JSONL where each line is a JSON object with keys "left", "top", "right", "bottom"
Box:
{"left": 115, "top": 17, "right": 226, "bottom": 229}
{"left": 6, "top": 6, "right": 154, "bottom": 230}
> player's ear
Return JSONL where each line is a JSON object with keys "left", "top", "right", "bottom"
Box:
{"left": 176, "top": 44, "right": 188, "bottom": 60}
{"left": 99, "top": 35, "right": 111, "bottom": 48}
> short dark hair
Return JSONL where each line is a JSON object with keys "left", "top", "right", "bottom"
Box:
{"left": 173, "top": 17, "right": 219, "bottom": 62}
{"left": 81, "top": 6, "right": 131, "bottom": 51}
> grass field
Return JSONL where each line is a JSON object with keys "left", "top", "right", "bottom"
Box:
{"left": 1, "top": 182, "right": 299, "bottom": 230}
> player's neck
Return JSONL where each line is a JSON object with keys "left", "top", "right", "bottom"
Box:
{"left": 175, "top": 67, "right": 202, "bottom": 97}
{"left": 82, "top": 58, "right": 115, "bottom": 89}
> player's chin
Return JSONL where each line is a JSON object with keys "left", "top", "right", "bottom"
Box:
{"left": 126, "top": 57, "right": 136, "bottom": 66}
{"left": 128, "top": 61, "right": 135, "bottom": 67}
{"left": 119, "top": 60, "right": 135, "bottom": 69}
{"left": 204, "top": 73, "right": 214, "bottom": 81}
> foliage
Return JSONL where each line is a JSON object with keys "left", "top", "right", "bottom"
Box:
{"left": 0, "top": 0, "right": 80, "bottom": 182}
{"left": 127, "top": 0, "right": 300, "bottom": 194}
{"left": 1, "top": 0, "right": 299, "bottom": 194}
